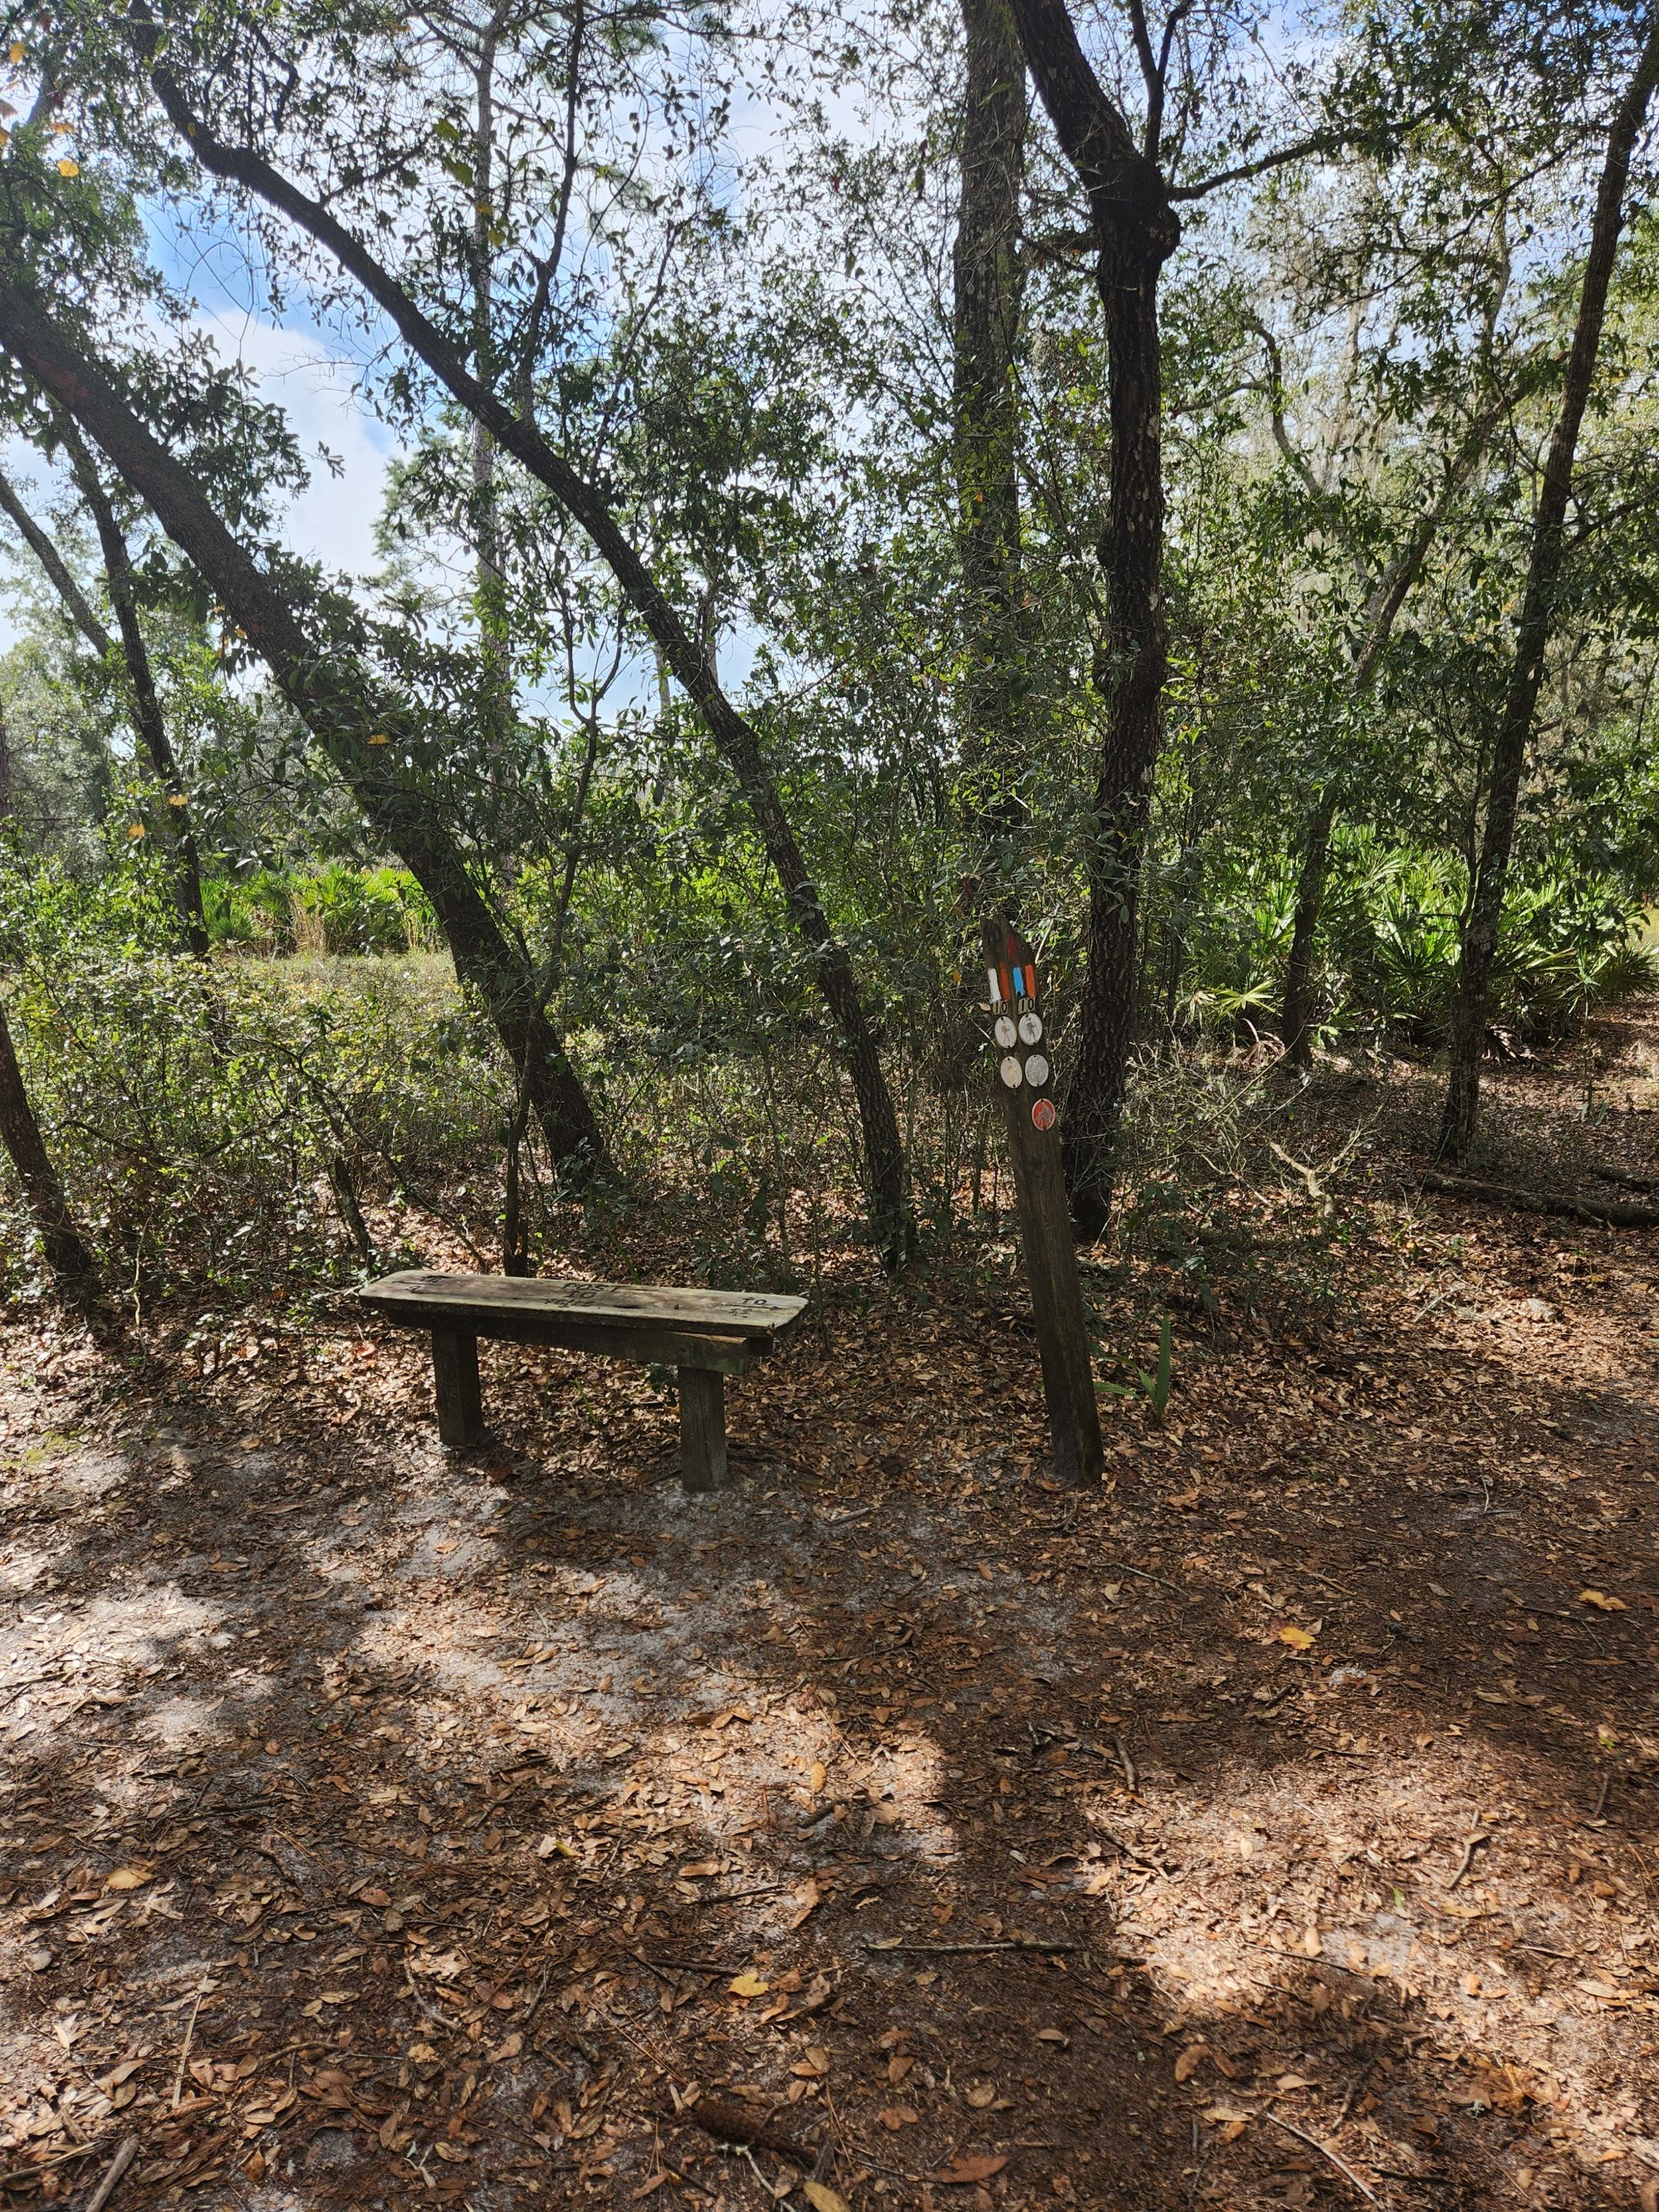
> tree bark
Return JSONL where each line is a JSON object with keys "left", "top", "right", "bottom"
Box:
{"left": 0, "top": 722, "right": 103, "bottom": 1306}
{"left": 0, "top": 281, "right": 606, "bottom": 1181}
{"left": 143, "top": 55, "right": 914, "bottom": 1269}
{"left": 1280, "top": 788, "right": 1336, "bottom": 1066}
{"left": 953, "top": 0, "right": 1029, "bottom": 865}
{"left": 1000, "top": 0, "right": 1180, "bottom": 1236}
{"left": 0, "top": 1002, "right": 103, "bottom": 1306}
{"left": 57, "top": 422, "right": 211, "bottom": 955}
{"left": 1439, "top": 15, "right": 1659, "bottom": 1161}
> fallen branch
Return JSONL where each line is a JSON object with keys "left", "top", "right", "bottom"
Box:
{"left": 1262, "top": 2112, "right": 1382, "bottom": 2206}
{"left": 83, "top": 2136, "right": 139, "bottom": 2212}
{"left": 859, "top": 1937, "right": 1082, "bottom": 1955}
{"left": 1421, "top": 1171, "right": 1659, "bottom": 1228}
{"left": 1590, "top": 1164, "right": 1659, "bottom": 1194}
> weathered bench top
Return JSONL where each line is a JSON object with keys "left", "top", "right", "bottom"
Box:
{"left": 358, "top": 1270, "right": 806, "bottom": 1344}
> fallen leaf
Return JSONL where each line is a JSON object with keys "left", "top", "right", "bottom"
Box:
{"left": 1165, "top": 1489, "right": 1200, "bottom": 1511}
{"left": 1036, "top": 2027, "right": 1069, "bottom": 2045}
{"left": 809, "top": 1760, "right": 827, "bottom": 1794}
{"left": 803, "top": 2186, "right": 850, "bottom": 2212}
{"left": 1174, "top": 2044, "right": 1208, "bottom": 2081}
{"left": 1275, "top": 1624, "right": 1315, "bottom": 1651}
{"left": 790, "top": 1878, "right": 823, "bottom": 1929}
{"left": 727, "top": 1972, "right": 770, "bottom": 1998}
{"left": 932, "top": 2154, "right": 1008, "bottom": 2184}
{"left": 965, "top": 2082, "right": 996, "bottom": 2108}
{"left": 1578, "top": 1590, "right": 1627, "bottom": 1613}
{"left": 103, "top": 1867, "right": 149, "bottom": 1892}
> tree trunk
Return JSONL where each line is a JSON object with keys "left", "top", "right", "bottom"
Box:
{"left": 0, "top": 281, "right": 606, "bottom": 1181}
{"left": 0, "top": 1003, "right": 102, "bottom": 1306}
{"left": 58, "top": 422, "right": 211, "bottom": 955}
{"left": 1439, "top": 17, "right": 1659, "bottom": 1162}
{"left": 1065, "top": 243, "right": 1170, "bottom": 1231}
{"left": 147, "top": 61, "right": 914, "bottom": 1270}
{"left": 1281, "top": 789, "right": 1335, "bottom": 1067}
{"left": 952, "top": 0, "right": 1028, "bottom": 866}
{"left": 999, "top": 0, "right": 1180, "bottom": 1237}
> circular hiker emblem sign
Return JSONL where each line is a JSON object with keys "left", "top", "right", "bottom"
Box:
{"left": 1031, "top": 1096, "right": 1057, "bottom": 1131}
{"left": 999, "top": 1053, "right": 1024, "bottom": 1089}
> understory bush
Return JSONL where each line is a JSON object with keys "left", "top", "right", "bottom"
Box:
{"left": 0, "top": 859, "right": 502, "bottom": 1300}
{"left": 1174, "top": 837, "right": 1655, "bottom": 1048}
{"left": 205, "top": 865, "right": 439, "bottom": 957}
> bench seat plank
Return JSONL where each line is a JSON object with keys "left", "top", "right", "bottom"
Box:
{"left": 359, "top": 1270, "right": 805, "bottom": 1343}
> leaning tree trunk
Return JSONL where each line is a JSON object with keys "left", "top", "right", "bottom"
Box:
{"left": 1440, "top": 15, "right": 1659, "bottom": 1162}
{"left": 0, "top": 282, "right": 605, "bottom": 1181}
{"left": 144, "top": 57, "right": 914, "bottom": 1270}
{"left": 59, "top": 422, "right": 211, "bottom": 955}
{"left": 1000, "top": 0, "right": 1181, "bottom": 1237}
{"left": 0, "top": 1005, "right": 102, "bottom": 1306}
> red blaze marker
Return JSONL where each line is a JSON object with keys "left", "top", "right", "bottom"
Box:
{"left": 1031, "top": 1097, "right": 1057, "bottom": 1131}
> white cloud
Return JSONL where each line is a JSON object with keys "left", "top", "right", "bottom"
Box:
{"left": 195, "top": 307, "right": 397, "bottom": 583}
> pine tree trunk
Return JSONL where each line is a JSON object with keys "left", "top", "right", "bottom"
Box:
{"left": 1440, "top": 18, "right": 1659, "bottom": 1162}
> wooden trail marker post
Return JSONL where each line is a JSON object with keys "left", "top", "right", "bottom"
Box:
{"left": 980, "top": 919, "right": 1104, "bottom": 1485}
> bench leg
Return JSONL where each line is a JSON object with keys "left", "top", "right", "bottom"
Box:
{"left": 432, "top": 1329, "right": 485, "bottom": 1449}
{"left": 678, "top": 1365, "right": 730, "bottom": 1492}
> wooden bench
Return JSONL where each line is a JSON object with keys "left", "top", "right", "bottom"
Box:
{"left": 356, "top": 1271, "right": 806, "bottom": 1492}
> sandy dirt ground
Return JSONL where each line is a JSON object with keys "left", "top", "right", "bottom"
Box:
{"left": 1, "top": 1025, "right": 1656, "bottom": 2212}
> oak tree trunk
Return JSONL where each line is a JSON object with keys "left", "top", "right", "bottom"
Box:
{"left": 952, "top": 0, "right": 1029, "bottom": 865}
{"left": 1001, "top": 0, "right": 1179, "bottom": 1237}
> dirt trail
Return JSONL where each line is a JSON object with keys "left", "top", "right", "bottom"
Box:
{"left": 1, "top": 1028, "right": 1656, "bottom": 2212}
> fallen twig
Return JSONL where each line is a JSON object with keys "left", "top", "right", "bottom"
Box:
{"left": 859, "top": 1937, "right": 1081, "bottom": 1955}
{"left": 1263, "top": 2111, "right": 1382, "bottom": 2206}
{"left": 1591, "top": 1771, "right": 1611, "bottom": 1821}
{"left": 1421, "top": 1171, "right": 1659, "bottom": 1229}
{"left": 170, "top": 1988, "right": 206, "bottom": 2110}
{"left": 0, "top": 2144, "right": 100, "bottom": 2191}
{"left": 1447, "top": 1830, "right": 1490, "bottom": 1891}
{"left": 1101, "top": 1561, "right": 1191, "bottom": 1599}
{"left": 82, "top": 2135, "right": 139, "bottom": 2212}
{"left": 1114, "top": 1736, "right": 1140, "bottom": 1793}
